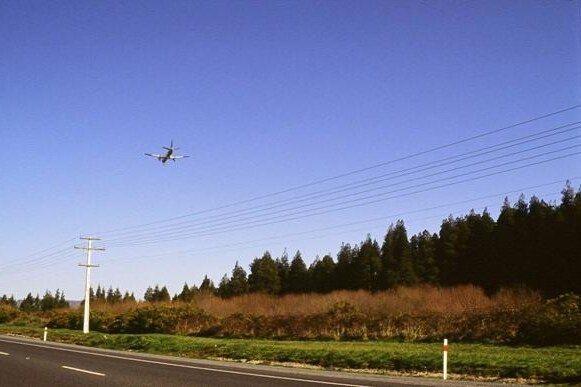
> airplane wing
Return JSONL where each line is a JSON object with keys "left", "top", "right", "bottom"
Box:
{"left": 169, "top": 155, "right": 189, "bottom": 160}
{"left": 145, "top": 153, "right": 163, "bottom": 160}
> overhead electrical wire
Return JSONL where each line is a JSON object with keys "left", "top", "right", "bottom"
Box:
{"left": 100, "top": 121, "right": 580, "bottom": 240}
{"left": 0, "top": 238, "right": 78, "bottom": 273}
{"left": 107, "top": 145, "right": 580, "bottom": 247}
{"left": 102, "top": 128, "right": 580, "bottom": 246}
{"left": 93, "top": 105, "right": 581, "bottom": 235}
{"left": 110, "top": 177, "right": 580, "bottom": 262}
{"left": 4, "top": 106, "right": 580, "bottom": 273}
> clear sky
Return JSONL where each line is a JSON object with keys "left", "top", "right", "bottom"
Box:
{"left": 1, "top": 1, "right": 580, "bottom": 300}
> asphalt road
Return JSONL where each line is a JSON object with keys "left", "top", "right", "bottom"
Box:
{"left": 0, "top": 336, "right": 513, "bottom": 387}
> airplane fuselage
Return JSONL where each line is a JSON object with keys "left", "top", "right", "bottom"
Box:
{"left": 145, "top": 141, "right": 189, "bottom": 163}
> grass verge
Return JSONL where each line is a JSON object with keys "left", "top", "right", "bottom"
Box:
{"left": 1, "top": 324, "right": 579, "bottom": 384}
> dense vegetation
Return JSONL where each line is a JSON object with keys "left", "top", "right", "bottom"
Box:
{"left": 197, "top": 182, "right": 581, "bottom": 298}
{"left": 2, "top": 286, "right": 580, "bottom": 346}
{"left": 2, "top": 184, "right": 580, "bottom": 346}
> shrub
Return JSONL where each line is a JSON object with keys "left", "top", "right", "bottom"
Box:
{"left": 0, "top": 305, "right": 19, "bottom": 323}
{"left": 516, "top": 293, "right": 581, "bottom": 345}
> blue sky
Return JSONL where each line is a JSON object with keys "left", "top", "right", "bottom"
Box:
{"left": 1, "top": 1, "right": 580, "bottom": 300}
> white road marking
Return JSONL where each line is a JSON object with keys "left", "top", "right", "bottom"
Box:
{"left": 62, "top": 365, "right": 106, "bottom": 377}
{"left": 0, "top": 338, "right": 368, "bottom": 386}
{"left": 0, "top": 351, "right": 9, "bottom": 355}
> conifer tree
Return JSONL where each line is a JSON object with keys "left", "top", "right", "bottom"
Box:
{"left": 410, "top": 230, "right": 439, "bottom": 284}
{"left": 176, "top": 283, "right": 194, "bottom": 302}
{"left": 287, "top": 251, "right": 310, "bottom": 293}
{"left": 199, "top": 275, "right": 215, "bottom": 295}
{"left": 229, "top": 261, "right": 249, "bottom": 297}
{"left": 19, "top": 293, "right": 39, "bottom": 312}
{"left": 380, "top": 220, "right": 417, "bottom": 289}
{"left": 335, "top": 243, "right": 356, "bottom": 290}
{"left": 248, "top": 251, "right": 281, "bottom": 294}
{"left": 308, "top": 254, "right": 336, "bottom": 293}
{"left": 352, "top": 236, "right": 381, "bottom": 291}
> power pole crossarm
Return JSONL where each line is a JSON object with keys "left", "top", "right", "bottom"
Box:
{"left": 75, "top": 236, "right": 105, "bottom": 334}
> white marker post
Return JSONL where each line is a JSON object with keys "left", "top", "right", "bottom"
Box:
{"left": 43, "top": 327, "right": 48, "bottom": 342}
{"left": 443, "top": 338, "right": 448, "bottom": 380}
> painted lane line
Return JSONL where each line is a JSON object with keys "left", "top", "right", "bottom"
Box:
{"left": 0, "top": 352, "right": 9, "bottom": 355}
{"left": 0, "top": 338, "right": 368, "bottom": 386}
{"left": 62, "top": 365, "right": 106, "bottom": 377}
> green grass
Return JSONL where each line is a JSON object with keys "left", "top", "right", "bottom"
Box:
{"left": 1, "top": 324, "right": 580, "bottom": 384}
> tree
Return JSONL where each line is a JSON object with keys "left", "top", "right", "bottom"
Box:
{"left": 175, "top": 283, "right": 194, "bottom": 302}
{"left": 352, "top": 236, "right": 381, "bottom": 291}
{"left": 248, "top": 251, "right": 281, "bottom": 294}
{"left": 276, "top": 250, "right": 290, "bottom": 294}
{"left": 309, "top": 254, "right": 336, "bottom": 293}
{"left": 287, "top": 251, "right": 310, "bottom": 293}
{"left": 158, "top": 286, "right": 171, "bottom": 302}
{"left": 380, "top": 220, "right": 417, "bottom": 289}
{"left": 144, "top": 285, "right": 171, "bottom": 302}
{"left": 106, "top": 287, "right": 122, "bottom": 304}
{"left": 410, "top": 230, "right": 439, "bottom": 284}
{"left": 0, "top": 294, "right": 17, "bottom": 308}
{"left": 216, "top": 274, "right": 231, "bottom": 298}
{"left": 144, "top": 286, "right": 154, "bottom": 302}
{"left": 19, "top": 293, "right": 40, "bottom": 312}
{"left": 335, "top": 243, "right": 356, "bottom": 290}
{"left": 229, "top": 261, "right": 249, "bottom": 297}
{"left": 459, "top": 209, "right": 495, "bottom": 288}
{"left": 54, "top": 289, "right": 69, "bottom": 309}
{"left": 122, "top": 291, "right": 136, "bottom": 303}
{"left": 40, "top": 290, "right": 57, "bottom": 311}
{"left": 199, "top": 275, "right": 215, "bottom": 295}
{"left": 95, "top": 285, "right": 106, "bottom": 303}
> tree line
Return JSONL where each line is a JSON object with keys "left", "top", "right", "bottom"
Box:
{"left": 2, "top": 182, "right": 579, "bottom": 308}
{"left": 189, "top": 182, "right": 581, "bottom": 299}
{"left": 4, "top": 289, "right": 70, "bottom": 312}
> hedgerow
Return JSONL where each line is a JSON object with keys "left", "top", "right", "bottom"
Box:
{"left": 4, "top": 287, "right": 580, "bottom": 345}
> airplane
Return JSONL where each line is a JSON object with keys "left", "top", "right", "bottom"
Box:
{"left": 145, "top": 140, "right": 189, "bottom": 164}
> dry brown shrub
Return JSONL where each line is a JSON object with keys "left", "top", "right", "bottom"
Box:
{"left": 169, "top": 285, "right": 512, "bottom": 319}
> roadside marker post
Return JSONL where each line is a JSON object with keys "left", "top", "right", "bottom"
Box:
{"left": 443, "top": 338, "right": 448, "bottom": 380}
{"left": 43, "top": 327, "right": 48, "bottom": 342}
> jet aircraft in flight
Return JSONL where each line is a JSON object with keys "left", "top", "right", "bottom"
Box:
{"left": 145, "top": 140, "right": 189, "bottom": 163}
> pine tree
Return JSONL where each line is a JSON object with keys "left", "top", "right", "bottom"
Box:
{"left": 410, "top": 230, "right": 439, "bottom": 284}
{"left": 380, "top": 220, "right": 417, "bottom": 289}
{"left": 216, "top": 274, "right": 231, "bottom": 298}
{"left": 0, "top": 294, "right": 17, "bottom": 308}
{"left": 122, "top": 291, "right": 136, "bottom": 303}
{"left": 335, "top": 243, "right": 356, "bottom": 290}
{"left": 19, "top": 293, "right": 40, "bottom": 312}
{"left": 199, "top": 276, "right": 215, "bottom": 295}
{"left": 158, "top": 286, "right": 171, "bottom": 302}
{"left": 144, "top": 286, "right": 154, "bottom": 302}
{"left": 287, "top": 251, "right": 310, "bottom": 293}
{"left": 248, "top": 251, "right": 281, "bottom": 294}
{"left": 176, "top": 283, "right": 194, "bottom": 302}
{"left": 54, "top": 289, "right": 69, "bottom": 309}
{"left": 276, "top": 250, "right": 290, "bottom": 294}
{"left": 352, "top": 236, "right": 381, "bottom": 291}
{"left": 308, "top": 254, "right": 336, "bottom": 293}
{"left": 40, "top": 290, "right": 56, "bottom": 311}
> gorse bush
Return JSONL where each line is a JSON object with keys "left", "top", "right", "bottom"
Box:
{"left": 516, "top": 293, "right": 581, "bottom": 345}
{"left": 0, "top": 305, "right": 19, "bottom": 323}
{"left": 7, "top": 286, "right": 580, "bottom": 345}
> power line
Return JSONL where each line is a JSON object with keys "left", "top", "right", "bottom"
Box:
{"left": 106, "top": 147, "right": 580, "bottom": 246}
{"left": 93, "top": 105, "right": 581, "bottom": 236}
{"left": 100, "top": 121, "right": 580, "bottom": 241}
{"left": 4, "top": 107, "right": 579, "bottom": 273}
{"left": 109, "top": 178, "right": 578, "bottom": 262}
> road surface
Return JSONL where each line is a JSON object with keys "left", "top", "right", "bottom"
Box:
{"left": 0, "top": 335, "right": 514, "bottom": 386}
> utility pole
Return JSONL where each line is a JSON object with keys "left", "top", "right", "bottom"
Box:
{"left": 75, "top": 236, "right": 104, "bottom": 334}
